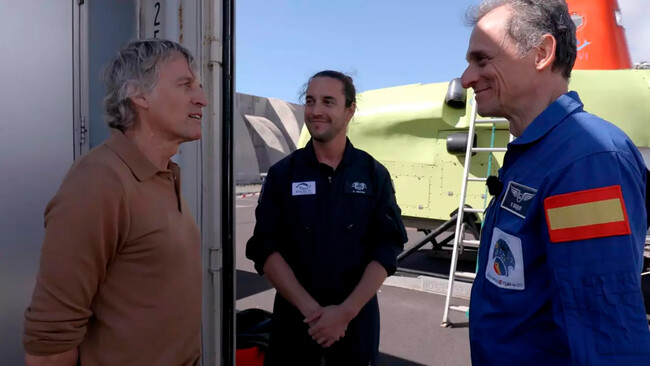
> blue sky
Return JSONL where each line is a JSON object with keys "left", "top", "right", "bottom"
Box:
{"left": 235, "top": 0, "right": 649, "bottom": 103}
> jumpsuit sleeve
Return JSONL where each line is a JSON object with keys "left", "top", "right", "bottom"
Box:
{"left": 541, "top": 151, "right": 650, "bottom": 365}
{"left": 246, "top": 166, "right": 285, "bottom": 275}
{"left": 368, "top": 168, "right": 408, "bottom": 276}
{"left": 646, "top": 168, "right": 650, "bottom": 229}
{"left": 23, "top": 164, "right": 128, "bottom": 356}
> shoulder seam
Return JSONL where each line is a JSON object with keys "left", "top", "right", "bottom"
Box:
{"left": 544, "top": 150, "right": 644, "bottom": 184}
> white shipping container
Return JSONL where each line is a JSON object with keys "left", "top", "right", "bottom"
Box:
{"left": 0, "top": 1, "right": 234, "bottom": 364}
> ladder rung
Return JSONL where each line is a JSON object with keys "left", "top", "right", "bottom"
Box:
{"left": 475, "top": 118, "right": 508, "bottom": 124}
{"left": 450, "top": 305, "right": 469, "bottom": 313}
{"left": 471, "top": 147, "right": 507, "bottom": 153}
{"left": 455, "top": 271, "right": 476, "bottom": 280}
{"left": 467, "top": 177, "right": 487, "bottom": 182}
{"left": 464, "top": 208, "right": 485, "bottom": 214}
{"left": 462, "top": 239, "right": 480, "bottom": 247}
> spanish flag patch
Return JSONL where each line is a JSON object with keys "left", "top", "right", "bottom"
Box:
{"left": 544, "top": 185, "right": 630, "bottom": 243}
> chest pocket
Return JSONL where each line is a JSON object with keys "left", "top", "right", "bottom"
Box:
{"left": 286, "top": 190, "right": 317, "bottom": 240}
{"left": 342, "top": 179, "right": 375, "bottom": 240}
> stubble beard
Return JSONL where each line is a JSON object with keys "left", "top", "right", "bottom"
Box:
{"left": 307, "top": 116, "right": 349, "bottom": 144}
{"left": 310, "top": 129, "right": 333, "bottom": 143}
{"left": 307, "top": 119, "right": 333, "bottom": 143}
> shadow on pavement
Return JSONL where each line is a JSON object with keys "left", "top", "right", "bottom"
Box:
{"left": 445, "top": 322, "right": 470, "bottom": 329}
{"left": 399, "top": 248, "right": 650, "bottom": 318}
{"left": 398, "top": 249, "right": 477, "bottom": 277}
{"left": 377, "top": 353, "right": 427, "bottom": 366}
{"left": 237, "top": 269, "right": 273, "bottom": 300}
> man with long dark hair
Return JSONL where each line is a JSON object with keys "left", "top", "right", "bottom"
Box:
{"left": 247, "top": 70, "right": 407, "bottom": 365}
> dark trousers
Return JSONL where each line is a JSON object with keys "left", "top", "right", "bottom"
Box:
{"left": 264, "top": 295, "right": 380, "bottom": 366}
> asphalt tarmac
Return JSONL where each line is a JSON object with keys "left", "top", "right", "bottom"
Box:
{"left": 234, "top": 192, "right": 650, "bottom": 365}
{"left": 235, "top": 194, "right": 471, "bottom": 365}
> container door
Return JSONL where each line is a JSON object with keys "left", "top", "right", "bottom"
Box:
{"left": 0, "top": 1, "right": 81, "bottom": 363}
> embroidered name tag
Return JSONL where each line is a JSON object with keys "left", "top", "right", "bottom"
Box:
{"left": 292, "top": 181, "right": 316, "bottom": 196}
{"left": 344, "top": 180, "right": 373, "bottom": 195}
{"left": 349, "top": 182, "right": 369, "bottom": 195}
{"left": 501, "top": 181, "right": 537, "bottom": 219}
{"left": 485, "top": 228, "right": 525, "bottom": 290}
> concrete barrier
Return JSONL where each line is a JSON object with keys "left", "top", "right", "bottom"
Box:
{"left": 235, "top": 93, "right": 304, "bottom": 184}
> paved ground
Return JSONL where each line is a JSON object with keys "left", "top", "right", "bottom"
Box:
{"left": 235, "top": 195, "right": 472, "bottom": 365}
{"left": 234, "top": 193, "right": 650, "bottom": 365}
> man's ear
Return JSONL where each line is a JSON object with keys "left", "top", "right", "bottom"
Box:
{"left": 130, "top": 94, "right": 149, "bottom": 109}
{"left": 128, "top": 83, "right": 150, "bottom": 109}
{"left": 535, "top": 34, "right": 557, "bottom": 71}
{"left": 345, "top": 102, "right": 356, "bottom": 121}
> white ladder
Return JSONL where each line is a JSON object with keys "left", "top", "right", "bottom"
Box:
{"left": 441, "top": 100, "right": 510, "bottom": 327}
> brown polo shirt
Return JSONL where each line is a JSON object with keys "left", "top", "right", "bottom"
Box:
{"left": 24, "top": 130, "right": 202, "bottom": 365}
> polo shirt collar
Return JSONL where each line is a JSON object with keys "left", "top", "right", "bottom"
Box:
{"left": 510, "top": 91, "right": 584, "bottom": 146}
{"left": 304, "top": 137, "right": 355, "bottom": 168}
{"left": 105, "top": 129, "right": 160, "bottom": 181}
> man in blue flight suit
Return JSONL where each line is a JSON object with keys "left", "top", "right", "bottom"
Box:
{"left": 246, "top": 70, "right": 407, "bottom": 366}
{"left": 461, "top": 0, "right": 650, "bottom": 365}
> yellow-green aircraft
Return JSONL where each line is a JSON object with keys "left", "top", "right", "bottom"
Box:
{"left": 298, "top": 0, "right": 650, "bottom": 261}
{"left": 299, "top": 69, "right": 650, "bottom": 228}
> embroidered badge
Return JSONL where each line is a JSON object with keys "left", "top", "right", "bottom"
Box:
{"left": 544, "top": 185, "right": 630, "bottom": 243}
{"left": 485, "top": 228, "right": 525, "bottom": 290}
{"left": 292, "top": 181, "right": 316, "bottom": 196}
{"left": 501, "top": 181, "right": 537, "bottom": 219}
{"left": 351, "top": 182, "right": 368, "bottom": 194}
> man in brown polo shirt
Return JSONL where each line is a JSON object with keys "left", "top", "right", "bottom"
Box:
{"left": 23, "top": 39, "right": 207, "bottom": 366}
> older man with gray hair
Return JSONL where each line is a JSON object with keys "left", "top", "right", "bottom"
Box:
{"left": 23, "top": 39, "right": 207, "bottom": 366}
{"left": 461, "top": 0, "right": 650, "bottom": 365}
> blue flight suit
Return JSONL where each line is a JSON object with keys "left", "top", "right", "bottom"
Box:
{"left": 469, "top": 92, "right": 650, "bottom": 365}
{"left": 246, "top": 139, "right": 407, "bottom": 366}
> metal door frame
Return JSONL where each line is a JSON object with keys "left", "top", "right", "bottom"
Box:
{"left": 73, "top": 0, "right": 90, "bottom": 158}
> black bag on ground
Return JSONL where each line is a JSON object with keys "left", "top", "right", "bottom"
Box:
{"left": 236, "top": 308, "right": 272, "bottom": 350}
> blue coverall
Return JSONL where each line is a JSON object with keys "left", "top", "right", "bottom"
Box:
{"left": 246, "top": 139, "right": 407, "bottom": 366}
{"left": 470, "top": 92, "right": 650, "bottom": 365}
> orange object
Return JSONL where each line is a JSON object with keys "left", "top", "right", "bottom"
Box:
{"left": 236, "top": 347, "right": 265, "bottom": 366}
{"left": 566, "top": 0, "right": 632, "bottom": 70}
{"left": 544, "top": 185, "right": 631, "bottom": 243}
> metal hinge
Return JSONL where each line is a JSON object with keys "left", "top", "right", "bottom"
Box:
{"left": 79, "top": 116, "right": 88, "bottom": 145}
{"left": 209, "top": 247, "right": 222, "bottom": 273}
{"left": 208, "top": 38, "right": 223, "bottom": 69}
{"left": 78, "top": 0, "right": 85, "bottom": 5}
